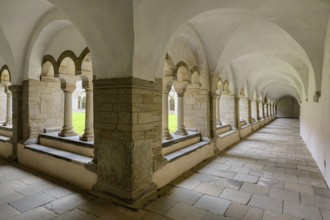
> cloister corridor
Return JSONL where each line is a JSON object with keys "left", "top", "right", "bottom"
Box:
{"left": 0, "top": 118, "right": 328, "bottom": 220}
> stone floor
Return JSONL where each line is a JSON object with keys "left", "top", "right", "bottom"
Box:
{"left": 0, "top": 119, "right": 329, "bottom": 220}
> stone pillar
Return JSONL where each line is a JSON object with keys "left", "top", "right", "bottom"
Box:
{"left": 59, "top": 83, "right": 77, "bottom": 137}
{"left": 248, "top": 98, "right": 252, "bottom": 124}
{"left": 269, "top": 103, "right": 272, "bottom": 117}
{"left": 220, "top": 93, "right": 236, "bottom": 129}
{"left": 3, "top": 87, "right": 12, "bottom": 127}
{"left": 264, "top": 103, "right": 268, "bottom": 118}
{"left": 251, "top": 99, "right": 258, "bottom": 122}
{"left": 80, "top": 81, "right": 94, "bottom": 141}
{"left": 8, "top": 85, "right": 23, "bottom": 161}
{"left": 258, "top": 101, "right": 263, "bottom": 120}
{"left": 173, "top": 81, "right": 188, "bottom": 136}
{"left": 93, "top": 77, "right": 160, "bottom": 208}
{"left": 239, "top": 97, "right": 249, "bottom": 124}
{"left": 162, "top": 84, "right": 172, "bottom": 140}
{"left": 216, "top": 95, "right": 221, "bottom": 125}
{"left": 235, "top": 96, "right": 240, "bottom": 129}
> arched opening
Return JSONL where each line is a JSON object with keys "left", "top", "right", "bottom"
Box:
{"left": 0, "top": 66, "right": 12, "bottom": 128}
{"left": 277, "top": 96, "right": 300, "bottom": 119}
{"left": 220, "top": 80, "right": 236, "bottom": 129}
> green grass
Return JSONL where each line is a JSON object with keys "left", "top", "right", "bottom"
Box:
{"left": 73, "top": 112, "right": 177, "bottom": 135}
{"left": 73, "top": 112, "right": 85, "bottom": 135}
{"left": 168, "top": 114, "right": 177, "bottom": 133}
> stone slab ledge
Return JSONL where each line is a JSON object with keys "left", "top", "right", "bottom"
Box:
{"left": 218, "top": 129, "right": 237, "bottom": 138}
{"left": 0, "top": 135, "right": 10, "bottom": 142}
{"left": 162, "top": 132, "right": 201, "bottom": 148}
{"left": 25, "top": 143, "right": 93, "bottom": 166}
{"left": 40, "top": 132, "right": 94, "bottom": 148}
{"left": 164, "top": 140, "right": 210, "bottom": 162}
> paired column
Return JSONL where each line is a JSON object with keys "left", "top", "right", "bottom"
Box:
{"left": 258, "top": 101, "right": 264, "bottom": 120}
{"left": 173, "top": 81, "right": 188, "bottom": 136}
{"left": 3, "top": 86, "right": 12, "bottom": 127}
{"left": 162, "top": 84, "right": 173, "bottom": 140}
{"left": 80, "top": 81, "right": 94, "bottom": 141}
{"left": 59, "top": 83, "right": 77, "bottom": 137}
{"left": 251, "top": 99, "right": 258, "bottom": 122}
{"left": 216, "top": 91, "right": 222, "bottom": 126}
{"left": 264, "top": 103, "right": 268, "bottom": 118}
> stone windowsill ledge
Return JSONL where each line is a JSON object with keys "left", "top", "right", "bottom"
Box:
{"left": 0, "top": 135, "right": 10, "bottom": 142}
{"left": 164, "top": 140, "right": 210, "bottom": 162}
{"left": 241, "top": 124, "right": 250, "bottom": 129}
{"left": 218, "top": 129, "right": 238, "bottom": 138}
{"left": 162, "top": 132, "right": 200, "bottom": 148}
{"left": 40, "top": 132, "right": 94, "bottom": 149}
{"left": 24, "top": 143, "right": 92, "bottom": 166}
{"left": 0, "top": 126, "right": 13, "bottom": 131}
{"left": 216, "top": 124, "right": 231, "bottom": 129}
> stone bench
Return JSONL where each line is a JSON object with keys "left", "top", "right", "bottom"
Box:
{"left": 24, "top": 144, "right": 93, "bottom": 166}
{"left": 38, "top": 133, "right": 94, "bottom": 157}
{"left": 162, "top": 132, "right": 201, "bottom": 155}
{"left": 164, "top": 140, "right": 210, "bottom": 162}
{"left": 0, "top": 135, "right": 10, "bottom": 143}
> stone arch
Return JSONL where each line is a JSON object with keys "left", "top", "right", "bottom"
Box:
{"left": 77, "top": 47, "right": 92, "bottom": 75}
{"left": 0, "top": 65, "right": 11, "bottom": 83}
{"left": 41, "top": 55, "right": 59, "bottom": 78}
{"left": 175, "top": 62, "right": 191, "bottom": 82}
{"left": 57, "top": 50, "right": 78, "bottom": 76}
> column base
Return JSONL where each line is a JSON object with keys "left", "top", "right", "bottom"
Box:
{"left": 84, "top": 160, "right": 97, "bottom": 173}
{"left": 174, "top": 129, "right": 188, "bottom": 136}
{"left": 80, "top": 135, "right": 94, "bottom": 142}
{"left": 92, "top": 182, "right": 157, "bottom": 209}
{"left": 58, "top": 130, "right": 77, "bottom": 137}
{"left": 2, "top": 122, "right": 12, "bottom": 127}
{"left": 162, "top": 130, "right": 173, "bottom": 140}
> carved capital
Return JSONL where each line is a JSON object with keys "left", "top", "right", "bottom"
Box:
{"left": 175, "top": 87, "right": 186, "bottom": 97}
{"left": 82, "top": 81, "right": 93, "bottom": 91}
{"left": 61, "top": 83, "right": 76, "bottom": 92}
{"left": 163, "top": 84, "right": 172, "bottom": 94}
{"left": 173, "top": 80, "right": 188, "bottom": 97}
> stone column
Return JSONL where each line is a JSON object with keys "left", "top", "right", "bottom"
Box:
{"left": 215, "top": 94, "right": 221, "bottom": 125}
{"left": 80, "top": 81, "right": 94, "bottom": 141}
{"left": 251, "top": 99, "right": 258, "bottom": 122}
{"left": 235, "top": 96, "right": 241, "bottom": 129}
{"left": 259, "top": 101, "right": 264, "bottom": 119}
{"left": 248, "top": 98, "right": 252, "bottom": 124}
{"left": 264, "top": 103, "right": 268, "bottom": 118}
{"left": 173, "top": 81, "right": 188, "bottom": 136}
{"left": 162, "top": 84, "right": 172, "bottom": 140}
{"left": 59, "top": 83, "right": 77, "bottom": 137}
{"left": 268, "top": 103, "right": 272, "bottom": 117}
{"left": 3, "top": 87, "right": 12, "bottom": 127}
{"left": 8, "top": 85, "right": 22, "bottom": 161}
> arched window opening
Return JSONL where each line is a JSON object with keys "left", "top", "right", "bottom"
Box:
{"left": 219, "top": 80, "right": 236, "bottom": 129}
{"left": 0, "top": 68, "right": 12, "bottom": 128}
{"left": 72, "top": 80, "right": 86, "bottom": 135}
{"left": 168, "top": 86, "right": 177, "bottom": 133}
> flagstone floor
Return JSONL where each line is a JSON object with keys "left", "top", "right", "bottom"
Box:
{"left": 0, "top": 119, "right": 329, "bottom": 220}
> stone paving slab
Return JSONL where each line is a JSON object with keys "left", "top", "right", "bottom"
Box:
{"left": 0, "top": 119, "right": 329, "bottom": 220}
{"left": 9, "top": 192, "right": 56, "bottom": 213}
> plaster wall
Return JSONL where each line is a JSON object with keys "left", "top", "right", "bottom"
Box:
{"left": 300, "top": 17, "right": 330, "bottom": 187}
{"left": 44, "top": 27, "right": 87, "bottom": 59}
{"left": 277, "top": 96, "right": 300, "bottom": 119}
